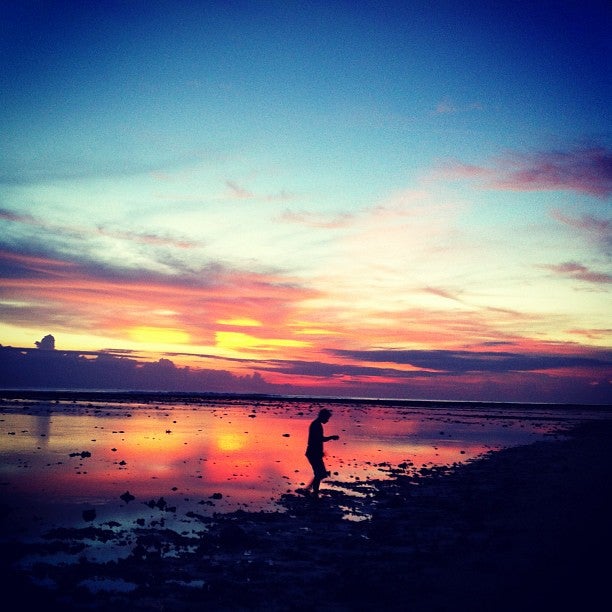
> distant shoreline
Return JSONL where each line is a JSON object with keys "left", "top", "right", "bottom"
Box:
{"left": 1, "top": 387, "right": 610, "bottom": 411}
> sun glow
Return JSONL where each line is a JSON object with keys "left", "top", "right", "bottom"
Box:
{"left": 216, "top": 432, "right": 245, "bottom": 452}
{"left": 215, "top": 331, "right": 310, "bottom": 352}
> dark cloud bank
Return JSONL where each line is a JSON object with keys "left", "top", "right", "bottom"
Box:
{"left": 0, "top": 347, "right": 270, "bottom": 396}
{"left": 1, "top": 340, "right": 610, "bottom": 404}
{"left": 330, "top": 348, "right": 612, "bottom": 374}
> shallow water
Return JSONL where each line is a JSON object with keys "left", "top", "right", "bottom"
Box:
{"left": 0, "top": 395, "right": 606, "bottom": 541}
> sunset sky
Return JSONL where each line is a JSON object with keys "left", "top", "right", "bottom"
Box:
{"left": 1, "top": 1, "right": 610, "bottom": 402}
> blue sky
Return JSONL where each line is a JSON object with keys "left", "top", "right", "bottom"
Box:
{"left": 0, "top": 1, "right": 610, "bottom": 402}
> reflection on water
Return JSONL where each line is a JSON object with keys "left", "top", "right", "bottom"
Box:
{"left": 0, "top": 397, "right": 600, "bottom": 537}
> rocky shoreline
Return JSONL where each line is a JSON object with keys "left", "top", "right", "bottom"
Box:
{"left": 2, "top": 419, "right": 611, "bottom": 611}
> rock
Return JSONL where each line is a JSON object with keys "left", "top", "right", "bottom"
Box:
{"left": 120, "top": 491, "right": 135, "bottom": 503}
{"left": 146, "top": 497, "right": 168, "bottom": 510}
{"left": 69, "top": 450, "right": 91, "bottom": 458}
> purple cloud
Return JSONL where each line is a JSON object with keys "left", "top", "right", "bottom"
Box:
{"left": 438, "top": 145, "right": 612, "bottom": 197}
{"left": 1, "top": 207, "right": 200, "bottom": 250}
{"left": 543, "top": 261, "right": 612, "bottom": 284}
{"left": 494, "top": 146, "right": 612, "bottom": 197}
{"left": 328, "top": 348, "right": 611, "bottom": 374}
{"left": 551, "top": 210, "right": 611, "bottom": 253}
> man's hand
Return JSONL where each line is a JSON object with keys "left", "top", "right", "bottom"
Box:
{"left": 330, "top": 435, "right": 339, "bottom": 441}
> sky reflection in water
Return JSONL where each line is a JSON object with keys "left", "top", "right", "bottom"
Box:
{"left": 0, "top": 398, "right": 587, "bottom": 535}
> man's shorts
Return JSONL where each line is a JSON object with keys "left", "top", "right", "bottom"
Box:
{"left": 306, "top": 452, "right": 327, "bottom": 479}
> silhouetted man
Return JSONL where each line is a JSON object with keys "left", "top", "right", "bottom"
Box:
{"left": 304, "top": 408, "right": 339, "bottom": 498}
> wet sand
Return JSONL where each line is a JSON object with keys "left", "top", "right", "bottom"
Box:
{"left": 1, "top": 418, "right": 610, "bottom": 611}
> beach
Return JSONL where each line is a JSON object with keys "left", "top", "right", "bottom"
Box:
{"left": 1, "top": 397, "right": 610, "bottom": 611}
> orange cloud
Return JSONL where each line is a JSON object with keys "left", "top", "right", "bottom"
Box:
{"left": 0, "top": 249, "right": 321, "bottom": 356}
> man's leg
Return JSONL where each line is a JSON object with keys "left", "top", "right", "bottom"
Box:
{"left": 312, "top": 457, "right": 327, "bottom": 497}
{"left": 304, "top": 454, "right": 327, "bottom": 497}
{"left": 305, "top": 454, "right": 317, "bottom": 492}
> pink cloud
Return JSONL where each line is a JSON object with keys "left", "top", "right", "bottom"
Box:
{"left": 95, "top": 227, "right": 199, "bottom": 250}
{"left": 225, "top": 181, "right": 294, "bottom": 203}
{"left": 550, "top": 210, "right": 611, "bottom": 251}
{"left": 434, "top": 99, "right": 456, "bottom": 114}
{"left": 551, "top": 210, "right": 610, "bottom": 234}
{"left": 279, "top": 209, "right": 354, "bottom": 229}
{"left": 567, "top": 328, "right": 612, "bottom": 340}
{"left": 422, "top": 286, "right": 523, "bottom": 317}
{"left": 265, "top": 189, "right": 295, "bottom": 203}
{"left": 543, "top": 261, "right": 612, "bottom": 284}
{"left": 434, "top": 161, "right": 491, "bottom": 180}
{"left": 225, "top": 180, "right": 254, "bottom": 199}
{"left": 423, "top": 286, "right": 463, "bottom": 302}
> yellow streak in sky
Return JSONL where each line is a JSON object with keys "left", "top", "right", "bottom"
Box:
{"left": 216, "top": 331, "right": 310, "bottom": 352}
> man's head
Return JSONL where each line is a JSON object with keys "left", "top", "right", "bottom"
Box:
{"left": 318, "top": 408, "right": 332, "bottom": 423}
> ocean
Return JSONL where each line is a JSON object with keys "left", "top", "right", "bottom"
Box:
{"left": 2, "top": 390, "right": 609, "bottom": 536}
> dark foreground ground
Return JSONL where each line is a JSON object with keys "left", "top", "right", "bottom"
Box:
{"left": 1, "top": 419, "right": 611, "bottom": 611}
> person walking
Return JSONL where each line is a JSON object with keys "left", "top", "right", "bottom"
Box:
{"left": 304, "top": 408, "right": 339, "bottom": 498}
